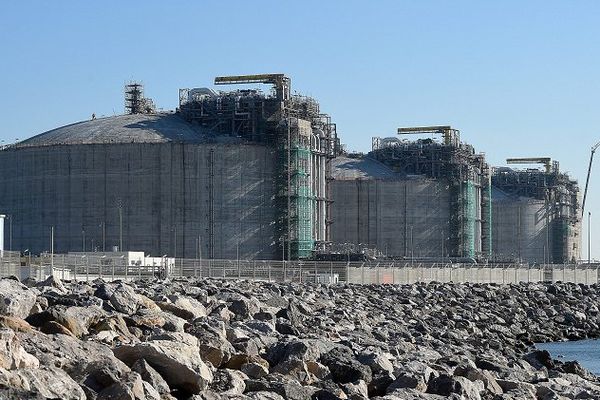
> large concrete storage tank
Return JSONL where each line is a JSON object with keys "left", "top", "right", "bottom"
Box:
{"left": 491, "top": 163, "right": 581, "bottom": 264}
{"left": 0, "top": 113, "right": 278, "bottom": 259}
{"left": 0, "top": 75, "right": 337, "bottom": 260}
{"left": 331, "top": 157, "right": 452, "bottom": 257}
{"left": 491, "top": 189, "right": 551, "bottom": 262}
{"left": 331, "top": 127, "right": 491, "bottom": 259}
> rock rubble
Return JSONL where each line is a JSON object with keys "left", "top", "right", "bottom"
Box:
{"left": 0, "top": 276, "right": 599, "bottom": 399}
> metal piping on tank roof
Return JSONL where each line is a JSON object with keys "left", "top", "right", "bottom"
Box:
{"left": 397, "top": 125, "right": 460, "bottom": 146}
{"left": 506, "top": 157, "right": 553, "bottom": 173}
{"left": 214, "top": 74, "right": 291, "bottom": 101}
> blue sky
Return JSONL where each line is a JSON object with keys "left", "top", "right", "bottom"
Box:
{"left": 1, "top": 1, "right": 599, "bottom": 258}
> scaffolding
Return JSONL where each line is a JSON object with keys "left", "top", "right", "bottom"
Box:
{"left": 481, "top": 162, "right": 493, "bottom": 256}
{"left": 178, "top": 75, "right": 338, "bottom": 259}
{"left": 462, "top": 180, "right": 476, "bottom": 257}
{"left": 124, "top": 82, "right": 155, "bottom": 115}
{"left": 280, "top": 118, "right": 314, "bottom": 257}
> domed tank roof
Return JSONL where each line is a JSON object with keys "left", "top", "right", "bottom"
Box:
{"left": 332, "top": 156, "right": 398, "bottom": 180}
{"left": 17, "top": 113, "right": 240, "bottom": 148}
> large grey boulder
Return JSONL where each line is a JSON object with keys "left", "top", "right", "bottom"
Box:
{"left": 265, "top": 338, "right": 338, "bottom": 366}
{"left": 244, "top": 376, "right": 318, "bottom": 400}
{"left": 0, "top": 315, "right": 33, "bottom": 333}
{"left": 26, "top": 305, "right": 105, "bottom": 338}
{"left": 229, "top": 297, "right": 261, "bottom": 321}
{"left": 97, "top": 370, "right": 161, "bottom": 400}
{"left": 132, "top": 358, "right": 171, "bottom": 396}
{"left": 71, "top": 358, "right": 130, "bottom": 396}
{"left": 0, "top": 365, "right": 86, "bottom": 400}
{"left": 320, "top": 347, "right": 373, "bottom": 385}
{"left": 209, "top": 368, "right": 247, "bottom": 394}
{"left": 271, "top": 359, "right": 314, "bottom": 384}
{"left": 157, "top": 294, "right": 207, "bottom": 320}
{"left": 110, "top": 283, "right": 141, "bottom": 314}
{"left": 0, "top": 328, "right": 39, "bottom": 369}
{"left": 35, "top": 275, "right": 68, "bottom": 294}
{"left": 125, "top": 308, "right": 188, "bottom": 332}
{"left": 188, "top": 320, "right": 236, "bottom": 367}
{"left": 426, "top": 374, "right": 482, "bottom": 400}
{"left": 93, "top": 313, "right": 137, "bottom": 343}
{"left": 246, "top": 392, "right": 286, "bottom": 400}
{"left": 18, "top": 330, "right": 129, "bottom": 376}
{"left": 342, "top": 379, "right": 369, "bottom": 400}
{"left": 358, "top": 351, "right": 395, "bottom": 375}
{"left": 454, "top": 364, "right": 503, "bottom": 396}
{"left": 114, "top": 339, "right": 213, "bottom": 394}
{"left": 0, "top": 279, "right": 36, "bottom": 319}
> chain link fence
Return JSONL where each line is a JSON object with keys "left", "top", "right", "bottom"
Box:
{"left": 0, "top": 251, "right": 20, "bottom": 277}
{"left": 1, "top": 252, "right": 598, "bottom": 285}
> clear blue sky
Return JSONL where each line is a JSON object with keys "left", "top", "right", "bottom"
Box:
{"left": 1, "top": 1, "right": 599, "bottom": 258}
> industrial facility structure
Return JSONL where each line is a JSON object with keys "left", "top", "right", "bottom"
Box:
{"left": 178, "top": 74, "right": 337, "bottom": 258}
{"left": 0, "top": 75, "right": 337, "bottom": 259}
{"left": 0, "top": 74, "right": 582, "bottom": 263}
{"left": 491, "top": 158, "right": 580, "bottom": 263}
{"left": 331, "top": 136, "right": 581, "bottom": 263}
{"left": 331, "top": 126, "right": 491, "bottom": 260}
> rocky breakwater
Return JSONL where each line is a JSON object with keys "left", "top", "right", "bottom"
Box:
{"left": 0, "top": 276, "right": 600, "bottom": 399}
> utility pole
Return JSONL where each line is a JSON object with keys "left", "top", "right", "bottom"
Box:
{"left": 347, "top": 245, "right": 350, "bottom": 267}
{"left": 50, "top": 226, "right": 54, "bottom": 269}
{"left": 589, "top": 211, "right": 592, "bottom": 265}
{"left": 0, "top": 214, "right": 5, "bottom": 256}
{"left": 119, "top": 205, "right": 123, "bottom": 252}
{"left": 102, "top": 221, "right": 106, "bottom": 252}
{"left": 173, "top": 225, "right": 177, "bottom": 259}
{"left": 8, "top": 215, "right": 12, "bottom": 252}
{"left": 441, "top": 229, "right": 444, "bottom": 259}
{"left": 410, "top": 225, "right": 414, "bottom": 266}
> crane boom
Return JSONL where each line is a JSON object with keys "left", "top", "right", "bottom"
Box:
{"left": 581, "top": 141, "right": 600, "bottom": 216}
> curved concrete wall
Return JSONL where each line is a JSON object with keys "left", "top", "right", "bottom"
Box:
{"left": 492, "top": 198, "right": 550, "bottom": 263}
{"left": 0, "top": 143, "right": 277, "bottom": 259}
{"left": 331, "top": 179, "right": 452, "bottom": 257}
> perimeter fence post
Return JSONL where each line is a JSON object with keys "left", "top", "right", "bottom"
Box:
{"left": 361, "top": 263, "right": 365, "bottom": 285}
{"left": 330, "top": 261, "right": 333, "bottom": 283}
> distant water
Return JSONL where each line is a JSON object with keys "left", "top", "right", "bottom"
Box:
{"left": 536, "top": 339, "right": 600, "bottom": 375}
